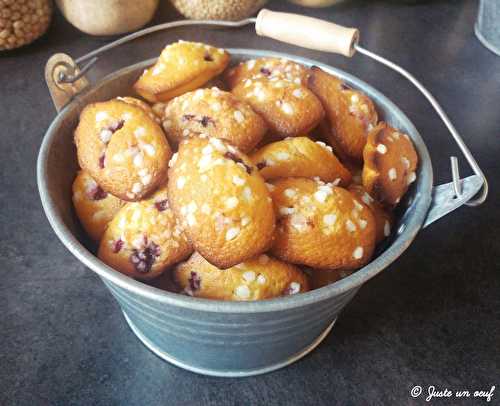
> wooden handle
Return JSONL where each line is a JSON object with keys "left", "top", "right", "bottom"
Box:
{"left": 255, "top": 9, "right": 359, "bottom": 57}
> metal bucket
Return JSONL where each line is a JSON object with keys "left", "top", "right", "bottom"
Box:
{"left": 475, "top": 0, "right": 500, "bottom": 56}
{"left": 37, "top": 49, "right": 484, "bottom": 377}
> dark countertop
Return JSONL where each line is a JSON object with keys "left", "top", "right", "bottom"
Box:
{"left": 1, "top": 1, "right": 499, "bottom": 405}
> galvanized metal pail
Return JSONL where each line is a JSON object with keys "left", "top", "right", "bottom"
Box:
{"left": 475, "top": 0, "right": 500, "bottom": 56}
{"left": 38, "top": 46, "right": 484, "bottom": 376}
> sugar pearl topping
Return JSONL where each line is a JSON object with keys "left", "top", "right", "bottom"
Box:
{"left": 388, "top": 168, "right": 397, "bottom": 181}
{"left": 225, "top": 197, "right": 239, "bottom": 210}
{"left": 95, "top": 111, "right": 108, "bottom": 122}
{"left": 287, "top": 282, "right": 301, "bottom": 295}
{"left": 279, "top": 207, "right": 295, "bottom": 216}
{"left": 323, "top": 213, "right": 337, "bottom": 226}
{"left": 354, "top": 200, "right": 364, "bottom": 211}
{"left": 276, "top": 152, "right": 290, "bottom": 161}
{"left": 99, "top": 129, "right": 113, "bottom": 143}
{"left": 226, "top": 227, "right": 240, "bottom": 241}
{"left": 281, "top": 102, "right": 294, "bottom": 115}
{"left": 242, "top": 270, "right": 256, "bottom": 283}
{"left": 292, "top": 88, "right": 304, "bottom": 98}
{"left": 235, "top": 285, "right": 250, "bottom": 299}
{"left": 233, "top": 110, "right": 244, "bottom": 123}
{"left": 131, "top": 183, "right": 142, "bottom": 194}
{"left": 232, "top": 175, "right": 245, "bottom": 186}
{"left": 407, "top": 171, "right": 416, "bottom": 184}
{"left": 401, "top": 156, "right": 410, "bottom": 169}
{"left": 346, "top": 219, "right": 356, "bottom": 232}
{"left": 314, "top": 190, "right": 328, "bottom": 203}
{"left": 352, "top": 246, "right": 364, "bottom": 259}
{"left": 362, "top": 192, "right": 374, "bottom": 205}
{"left": 177, "top": 176, "right": 186, "bottom": 189}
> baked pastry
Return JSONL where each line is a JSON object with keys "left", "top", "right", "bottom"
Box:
{"left": 270, "top": 177, "right": 376, "bottom": 270}
{"left": 250, "top": 136, "right": 352, "bottom": 185}
{"left": 72, "top": 170, "right": 124, "bottom": 241}
{"left": 116, "top": 96, "right": 161, "bottom": 124}
{"left": 150, "top": 75, "right": 229, "bottom": 122}
{"left": 75, "top": 99, "right": 172, "bottom": 201}
{"left": 167, "top": 136, "right": 275, "bottom": 269}
{"left": 308, "top": 66, "right": 378, "bottom": 161}
{"left": 224, "top": 57, "right": 310, "bottom": 89}
{"left": 70, "top": 43, "right": 410, "bottom": 296}
{"left": 160, "top": 87, "right": 267, "bottom": 152}
{"left": 174, "top": 252, "right": 309, "bottom": 300}
{"left": 348, "top": 184, "right": 394, "bottom": 243}
{"left": 362, "top": 122, "right": 418, "bottom": 205}
{"left": 232, "top": 77, "right": 324, "bottom": 139}
{"left": 98, "top": 185, "right": 192, "bottom": 280}
{"left": 133, "top": 40, "right": 230, "bottom": 102}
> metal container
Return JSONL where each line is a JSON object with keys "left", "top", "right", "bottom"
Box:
{"left": 475, "top": 0, "right": 500, "bottom": 56}
{"left": 38, "top": 45, "right": 485, "bottom": 377}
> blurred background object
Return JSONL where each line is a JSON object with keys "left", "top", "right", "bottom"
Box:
{"left": 170, "top": 0, "right": 268, "bottom": 21}
{"left": 287, "top": 0, "right": 345, "bottom": 7}
{"left": 475, "top": 0, "right": 500, "bottom": 56}
{"left": 55, "top": 0, "right": 159, "bottom": 36}
{"left": 0, "top": 0, "right": 52, "bottom": 51}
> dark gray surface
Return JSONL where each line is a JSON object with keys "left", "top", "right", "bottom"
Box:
{"left": 1, "top": 0, "right": 499, "bottom": 405}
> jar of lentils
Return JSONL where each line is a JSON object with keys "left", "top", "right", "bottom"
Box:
{"left": 0, "top": 0, "right": 52, "bottom": 50}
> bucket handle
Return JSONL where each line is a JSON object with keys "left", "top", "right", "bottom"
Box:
{"left": 44, "top": 11, "right": 488, "bottom": 218}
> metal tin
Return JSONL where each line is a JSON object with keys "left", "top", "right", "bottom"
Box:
{"left": 475, "top": 0, "right": 500, "bottom": 56}
{"left": 37, "top": 49, "right": 482, "bottom": 377}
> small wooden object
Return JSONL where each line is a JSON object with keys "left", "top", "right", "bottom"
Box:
{"left": 256, "top": 9, "right": 359, "bottom": 57}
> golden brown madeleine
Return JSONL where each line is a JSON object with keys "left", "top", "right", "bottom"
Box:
{"left": 167, "top": 137, "right": 275, "bottom": 269}
{"left": 174, "top": 252, "right": 309, "bottom": 300}
{"left": 116, "top": 96, "right": 161, "bottom": 124}
{"left": 224, "top": 57, "right": 310, "bottom": 89}
{"left": 308, "top": 66, "right": 378, "bottom": 161}
{"left": 348, "top": 184, "right": 394, "bottom": 243}
{"left": 232, "top": 77, "right": 324, "bottom": 139}
{"left": 250, "top": 136, "right": 352, "bottom": 185}
{"left": 133, "top": 40, "right": 230, "bottom": 102}
{"left": 270, "top": 177, "right": 376, "bottom": 270}
{"left": 72, "top": 170, "right": 125, "bottom": 242}
{"left": 362, "top": 122, "right": 418, "bottom": 206}
{"left": 98, "top": 186, "right": 192, "bottom": 280}
{"left": 75, "top": 99, "right": 171, "bottom": 201}
{"left": 161, "top": 87, "right": 267, "bottom": 152}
